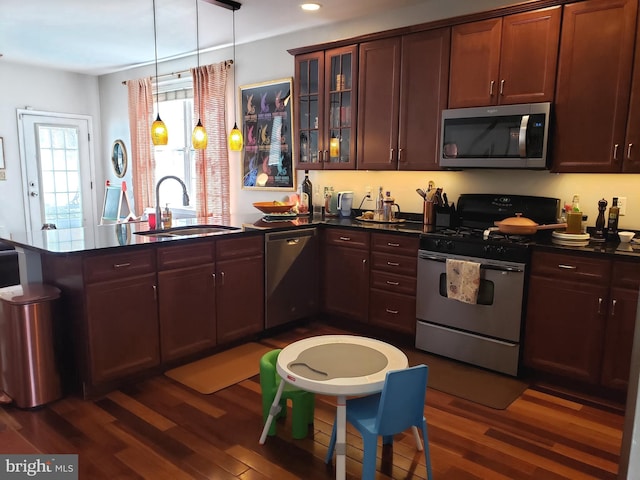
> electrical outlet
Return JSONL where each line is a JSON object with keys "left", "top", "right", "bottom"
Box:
{"left": 364, "top": 185, "right": 372, "bottom": 198}
{"left": 618, "top": 196, "right": 627, "bottom": 216}
{"left": 0, "top": 170, "right": 5, "bottom": 181}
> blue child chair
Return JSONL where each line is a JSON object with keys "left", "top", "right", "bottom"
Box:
{"left": 260, "top": 349, "right": 315, "bottom": 439}
{"left": 325, "top": 364, "right": 432, "bottom": 480}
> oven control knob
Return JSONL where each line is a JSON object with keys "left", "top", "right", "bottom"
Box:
{"left": 483, "top": 244, "right": 493, "bottom": 255}
{"left": 496, "top": 246, "right": 506, "bottom": 256}
{"left": 445, "top": 240, "right": 454, "bottom": 251}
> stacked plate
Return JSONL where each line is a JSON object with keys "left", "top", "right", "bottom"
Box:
{"left": 552, "top": 230, "right": 590, "bottom": 247}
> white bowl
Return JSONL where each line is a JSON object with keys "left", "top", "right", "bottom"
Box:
{"left": 618, "top": 231, "right": 636, "bottom": 243}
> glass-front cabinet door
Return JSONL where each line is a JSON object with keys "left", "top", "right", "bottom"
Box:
{"left": 295, "top": 51, "right": 324, "bottom": 169}
{"left": 294, "top": 46, "right": 357, "bottom": 170}
{"left": 324, "top": 46, "right": 357, "bottom": 169}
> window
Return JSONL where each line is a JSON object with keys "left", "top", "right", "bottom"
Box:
{"left": 153, "top": 83, "right": 197, "bottom": 212}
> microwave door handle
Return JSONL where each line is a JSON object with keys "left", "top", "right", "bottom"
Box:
{"left": 519, "top": 114, "right": 530, "bottom": 158}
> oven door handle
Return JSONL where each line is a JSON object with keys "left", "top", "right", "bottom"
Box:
{"left": 418, "top": 253, "right": 524, "bottom": 273}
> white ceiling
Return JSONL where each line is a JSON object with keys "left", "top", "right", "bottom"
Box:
{"left": 0, "top": 0, "right": 430, "bottom": 76}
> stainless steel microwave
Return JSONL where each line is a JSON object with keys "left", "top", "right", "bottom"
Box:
{"left": 440, "top": 102, "right": 551, "bottom": 169}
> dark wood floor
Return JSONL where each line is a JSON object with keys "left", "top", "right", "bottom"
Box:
{"left": 0, "top": 322, "right": 624, "bottom": 479}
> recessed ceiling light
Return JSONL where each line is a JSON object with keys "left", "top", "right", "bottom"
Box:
{"left": 301, "top": 3, "right": 321, "bottom": 11}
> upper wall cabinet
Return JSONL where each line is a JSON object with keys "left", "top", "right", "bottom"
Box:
{"left": 294, "top": 46, "right": 358, "bottom": 170}
{"left": 448, "top": 7, "right": 561, "bottom": 108}
{"left": 357, "top": 28, "right": 450, "bottom": 171}
{"left": 552, "top": 0, "right": 638, "bottom": 173}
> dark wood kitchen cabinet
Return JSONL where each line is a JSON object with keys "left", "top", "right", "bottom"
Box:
{"left": 448, "top": 7, "right": 560, "bottom": 108}
{"left": 294, "top": 46, "right": 358, "bottom": 170}
{"left": 322, "top": 228, "right": 370, "bottom": 322}
{"left": 157, "top": 242, "right": 216, "bottom": 363}
{"left": 552, "top": 0, "right": 638, "bottom": 173}
{"left": 215, "top": 235, "right": 264, "bottom": 344}
{"left": 357, "top": 28, "right": 450, "bottom": 171}
{"left": 84, "top": 250, "right": 160, "bottom": 387}
{"left": 524, "top": 250, "right": 640, "bottom": 392}
{"left": 369, "top": 233, "right": 418, "bottom": 335}
{"left": 601, "top": 261, "right": 640, "bottom": 390}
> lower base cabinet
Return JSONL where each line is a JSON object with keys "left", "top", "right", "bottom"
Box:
{"left": 216, "top": 236, "right": 264, "bottom": 344}
{"left": 524, "top": 250, "right": 640, "bottom": 391}
{"left": 322, "top": 228, "right": 370, "bottom": 322}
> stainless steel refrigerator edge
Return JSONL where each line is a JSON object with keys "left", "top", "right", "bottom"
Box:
{"left": 265, "top": 228, "right": 319, "bottom": 328}
{"left": 619, "top": 285, "right": 640, "bottom": 478}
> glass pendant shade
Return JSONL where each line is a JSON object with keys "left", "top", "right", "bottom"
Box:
{"left": 192, "top": 119, "right": 208, "bottom": 149}
{"left": 151, "top": 114, "right": 168, "bottom": 145}
{"left": 229, "top": 122, "right": 243, "bottom": 151}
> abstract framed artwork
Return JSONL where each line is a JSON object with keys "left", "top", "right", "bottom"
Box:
{"left": 240, "top": 78, "right": 295, "bottom": 190}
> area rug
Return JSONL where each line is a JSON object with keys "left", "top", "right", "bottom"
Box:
{"left": 165, "top": 342, "right": 272, "bottom": 394}
{"left": 404, "top": 349, "right": 529, "bottom": 410}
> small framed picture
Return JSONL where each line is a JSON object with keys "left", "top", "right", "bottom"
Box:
{"left": 0, "top": 137, "right": 5, "bottom": 169}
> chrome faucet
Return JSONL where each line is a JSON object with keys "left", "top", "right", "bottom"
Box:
{"left": 155, "top": 175, "right": 190, "bottom": 229}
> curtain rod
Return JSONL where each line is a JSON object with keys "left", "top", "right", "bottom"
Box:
{"left": 122, "top": 59, "right": 233, "bottom": 85}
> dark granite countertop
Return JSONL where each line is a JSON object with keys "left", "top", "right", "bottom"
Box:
{"left": 2, "top": 212, "right": 638, "bottom": 261}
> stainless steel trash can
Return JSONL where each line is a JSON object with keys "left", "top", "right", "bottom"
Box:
{"left": 0, "top": 284, "right": 62, "bottom": 408}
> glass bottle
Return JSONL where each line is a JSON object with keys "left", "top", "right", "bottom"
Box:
{"left": 607, "top": 197, "right": 620, "bottom": 239}
{"left": 374, "top": 187, "right": 384, "bottom": 221}
{"left": 301, "top": 170, "right": 313, "bottom": 215}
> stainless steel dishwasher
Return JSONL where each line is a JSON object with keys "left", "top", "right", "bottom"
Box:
{"left": 265, "top": 228, "right": 319, "bottom": 328}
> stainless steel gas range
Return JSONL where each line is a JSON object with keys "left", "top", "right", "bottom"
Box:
{"left": 415, "top": 194, "right": 560, "bottom": 376}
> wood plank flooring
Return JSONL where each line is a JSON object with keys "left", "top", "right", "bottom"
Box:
{"left": 0, "top": 322, "right": 624, "bottom": 479}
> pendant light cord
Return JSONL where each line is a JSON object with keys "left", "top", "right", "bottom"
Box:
{"left": 195, "top": 0, "right": 201, "bottom": 119}
{"left": 153, "top": 0, "right": 160, "bottom": 113}
{"left": 232, "top": 8, "right": 237, "bottom": 117}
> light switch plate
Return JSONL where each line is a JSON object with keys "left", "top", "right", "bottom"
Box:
{"left": 0, "top": 170, "right": 6, "bottom": 181}
{"left": 618, "top": 196, "right": 627, "bottom": 216}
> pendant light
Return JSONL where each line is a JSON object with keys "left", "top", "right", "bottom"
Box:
{"left": 151, "top": 0, "right": 168, "bottom": 146}
{"left": 192, "top": 0, "right": 208, "bottom": 150}
{"left": 228, "top": 6, "right": 243, "bottom": 151}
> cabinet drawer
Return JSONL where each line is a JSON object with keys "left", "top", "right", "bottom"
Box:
{"left": 369, "top": 291, "right": 416, "bottom": 335}
{"left": 324, "top": 228, "right": 370, "bottom": 249}
{"left": 612, "top": 260, "right": 640, "bottom": 290}
{"left": 371, "top": 270, "right": 416, "bottom": 296}
{"left": 531, "top": 251, "right": 611, "bottom": 284}
{"left": 217, "top": 235, "right": 263, "bottom": 260}
{"left": 371, "top": 233, "right": 418, "bottom": 255}
{"left": 84, "top": 249, "right": 156, "bottom": 284}
{"left": 371, "top": 251, "right": 417, "bottom": 276}
{"left": 157, "top": 241, "right": 215, "bottom": 270}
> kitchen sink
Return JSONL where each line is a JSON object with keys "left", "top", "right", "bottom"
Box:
{"left": 134, "top": 225, "right": 240, "bottom": 237}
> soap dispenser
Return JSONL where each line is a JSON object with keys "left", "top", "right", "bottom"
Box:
{"left": 162, "top": 204, "right": 172, "bottom": 229}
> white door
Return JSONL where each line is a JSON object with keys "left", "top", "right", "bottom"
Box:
{"left": 18, "top": 111, "right": 96, "bottom": 244}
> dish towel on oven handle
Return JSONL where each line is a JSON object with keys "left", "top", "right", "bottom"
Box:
{"left": 446, "top": 258, "right": 481, "bottom": 304}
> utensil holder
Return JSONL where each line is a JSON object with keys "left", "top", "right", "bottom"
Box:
{"left": 423, "top": 201, "right": 435, "bottom": 225}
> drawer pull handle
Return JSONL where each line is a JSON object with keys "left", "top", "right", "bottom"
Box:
{"left": 558, "top": 264, "right": 577, "bottom": 270}
{"left": 611, "top": 299, "right": 617, "bottom": 316}
{"left": 386, "top": 281, "right": 400, "bottom": 286}
{"left": 387, "top": 261, "right": 400, "bottom": 267}
{"left": 114, "top": 262, "right": 131, "bottom": 268}
{"left": 339, "top": 236, "right": 351, "bottom": 241}
{"left": 386, "top": 308, "right": 399, "bottom": 315}
{"left": 387, "top": 242, "right": 400, "bottom": 247}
